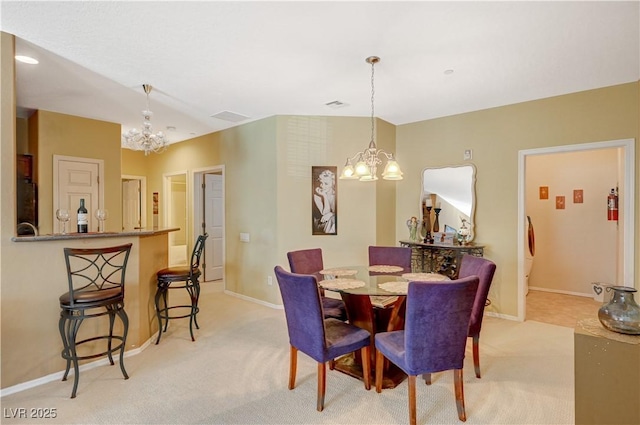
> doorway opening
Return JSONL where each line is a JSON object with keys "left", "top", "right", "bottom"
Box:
{"left": 121, "top": 175, "right": 146, "bottom": 231}
{"left": 164, "top": 171, "right": 188, "bottom": 267}
{"left": 518, "top": 138, "right": 635, "bottom": 322}
{"left": 193, "top": 166, "right": 225, "bottom": 283}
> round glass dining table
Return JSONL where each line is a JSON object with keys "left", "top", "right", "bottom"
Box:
{"left": 318, "top": 265, "right": 448, "bottom": 296}
{"left": 317, "top": 265, "right": 449, "bottom": 388}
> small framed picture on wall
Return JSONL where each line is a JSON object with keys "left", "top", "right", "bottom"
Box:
{"left": 573, "top": 189, "right": 583, "bottom": 203}
{"left": 312, "top": 166, "right": 337, "bottom": 235}
{"left": 539, "top": 186, "right": 549, "bottom": 200}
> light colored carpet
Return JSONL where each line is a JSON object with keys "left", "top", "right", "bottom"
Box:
{"left": 0, "top": 282, "right": 574, "bottom": 424}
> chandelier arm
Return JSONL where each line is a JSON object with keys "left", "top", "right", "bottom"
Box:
{"left": 375, "top": 149, "right": 395, "bottom": 160}
{"left": 345, "top": 151, "right": 366, "bottom": 163}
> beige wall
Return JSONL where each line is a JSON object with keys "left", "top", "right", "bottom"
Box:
{"left": 526, "top": 149, "right": 620, "bottom": 294}
{"left": 3, "top": 27, "right": 640, "bottom": 390}
{"left": 275, "top": 115, "right": 388, "bottom": 272}
{"left": 122, "top": 115, "right": 393, "bottom": 305}
{"left": 1, "top": 33, "right": 16, "bottom": 248}
{"left": 396, "top": 82, "right": 639, "bottom": 317}
{"left": 374, "top": 118, "right": 399, "bottom": 246}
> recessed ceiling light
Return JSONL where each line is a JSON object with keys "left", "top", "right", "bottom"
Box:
{"left": 444, "top": 69, "right": 454, "bottom": 75}
{"left": 166, "top": 126, "right": 176, "bottom": 131}
{"left": 15, "top": 55, "right": 38, "bottom": 65}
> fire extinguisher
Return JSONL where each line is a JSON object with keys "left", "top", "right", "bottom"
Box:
{"left": 607, "top": 188, "right": 618, "bottom": 221}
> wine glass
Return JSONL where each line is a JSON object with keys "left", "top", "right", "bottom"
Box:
{"left": 55, "top": 209, "right": 70, "bottom": 234}
{"left": 95, "top": 209, "right": 109, "bottom": 233}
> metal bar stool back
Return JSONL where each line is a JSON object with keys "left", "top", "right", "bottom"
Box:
{"left": 155, "top": 233, "right": 208, "bottom": 344}
{"left": 59, "top": 243, "right": 133, "bottom": 398}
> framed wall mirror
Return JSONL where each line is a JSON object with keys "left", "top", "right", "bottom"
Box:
{"left": 421, "top": 164, "right": 477, "bottom": 242}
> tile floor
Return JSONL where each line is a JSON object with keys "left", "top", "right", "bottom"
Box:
{"left": 526, "top": 289, "right": 602, "bottom": 328}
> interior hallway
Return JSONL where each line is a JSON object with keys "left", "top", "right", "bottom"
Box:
{"left": 526, "top": 289, "right": 602, "bottom": 328}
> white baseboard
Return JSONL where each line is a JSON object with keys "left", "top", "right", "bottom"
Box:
{"left": 486, "top": 311, "right": 519, "bottom": 321}
{"left": 0, "top": 333, "right": 158, "bottom": 398}
{"left": 528, "top": 286, "right": 593, "bottom": 298}
{"left": 223, "top": 289, "right": 284, "bottom": 310}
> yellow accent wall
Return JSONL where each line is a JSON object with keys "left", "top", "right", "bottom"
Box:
{"left": 33, "top": 110, "right": 123, "bottom": 234}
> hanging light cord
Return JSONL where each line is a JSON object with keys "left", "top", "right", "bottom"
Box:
{"left": 370, "top": 58, "right": 375, "bottom": 145}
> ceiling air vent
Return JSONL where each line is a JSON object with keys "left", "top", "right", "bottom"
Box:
{"left": 210, "top": 111, "right": 250, "bottom": 122}
{"left": 325, "top": 100, "right": 348, "bottom": 109}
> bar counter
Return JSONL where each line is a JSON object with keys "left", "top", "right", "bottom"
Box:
{"left": 11, "top": 227, "right": 179, "bottom": 242}
{"left": 2, "top": 227, "right": 179, "bottom": 392}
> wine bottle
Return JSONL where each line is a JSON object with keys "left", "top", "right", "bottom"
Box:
{"left": 77, "top": 198, "right": 88, "bottom": 233}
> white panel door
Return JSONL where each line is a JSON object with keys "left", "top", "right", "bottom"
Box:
{"left": 204, "top": 173, "right": 223, "bottom": 281}
{"left": 56, "top": 159, "right": 100, "bottom": 232}
{"left": 122, "top": 179, "right": 141, "bottom": 231}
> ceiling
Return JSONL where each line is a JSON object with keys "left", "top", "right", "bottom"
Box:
{"left": 2, "top": 1, "right": 639, "bottom": 146}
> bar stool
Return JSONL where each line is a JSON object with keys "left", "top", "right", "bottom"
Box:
{"left": 155, "top": 234, "right": 208, "bottom": 344}
{"left": 59, "top": 243, "right": 133, "bottom": 398}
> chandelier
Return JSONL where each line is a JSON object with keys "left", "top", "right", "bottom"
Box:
{"left": 122, "top": 84, "right": 168, "bottom": 156}
{"left": 339, "top": 56, "right": 403, "bottom": 181}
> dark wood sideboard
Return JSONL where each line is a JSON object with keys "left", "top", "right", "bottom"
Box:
{"left": 399, "top": 240, "right": 484, "bottom": 279}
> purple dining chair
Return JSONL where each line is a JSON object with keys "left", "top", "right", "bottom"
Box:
{"left": 274, "top": 266, "right": 371, "bottom": 411}
{"left": 374, "top": 276, "right": 479, "bottom": 425}
{"left": 457, "top": 254, "right": 497, "bottom": 378}
{"left": 368, "top": 245, "right": 412, "bottom": 273}
{"left": 287, "top": 248, "right": 347, "bottom": 321}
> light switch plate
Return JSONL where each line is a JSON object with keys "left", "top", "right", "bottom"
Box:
{"left": 463, "top": 149, "right": 473, "bottom": 160}
{"left": 240, "top": 232, "right": 250, "bottom": 242}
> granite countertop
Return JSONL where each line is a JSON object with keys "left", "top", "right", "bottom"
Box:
{"left": 11, "top": 227, "right": 180, "bottom": 242}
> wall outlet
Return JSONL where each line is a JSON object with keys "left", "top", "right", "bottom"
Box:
{"left": 463, "top": 149, "right": 473, "bottom": 160}
{"left": 239, "top": 232, "right": 250, "bottom": 242}
{"left": 267, "top": 276, "right": 273, "bottom": 286}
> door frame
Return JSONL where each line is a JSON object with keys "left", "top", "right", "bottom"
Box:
{"left": 121, "top": 174, "right": 147, "bottom": 229}
{"left": 53, "top": 154, "right": 104, "bottom": 228}
{"left": 517, "top": 138, "right": 635, "bottom": 321}
{"left": 163, "top": 170, "right": 189, "bottom": 266}
{"left": 193, "top": 165, "right": 225, "bottom": 283}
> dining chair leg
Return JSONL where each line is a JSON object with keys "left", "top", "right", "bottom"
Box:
{"left": 423, "top": 373, "right": 432, "bottom": 385}
{"left": 453, "top": 368, "right": 467, "bottom": 421}
{"left": 361, "top": 346, "right": 371, "bottom": 390}
{"left": 317, "top": 362, "right": 326, "bottom": 412}
{"left": 374, "top": 349, "right": 384, "bottom": 393}
{"left": 472, "top": 334, "right": 481, "bottom": 378}
{"left": 328, "top": 359, "right": 335, "bottom": 370}
{"left": 288, "top": 346, "right": 297, "bottom": 390}
{"left": 408, "top": 375, "right": 417, "bottom": 425}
